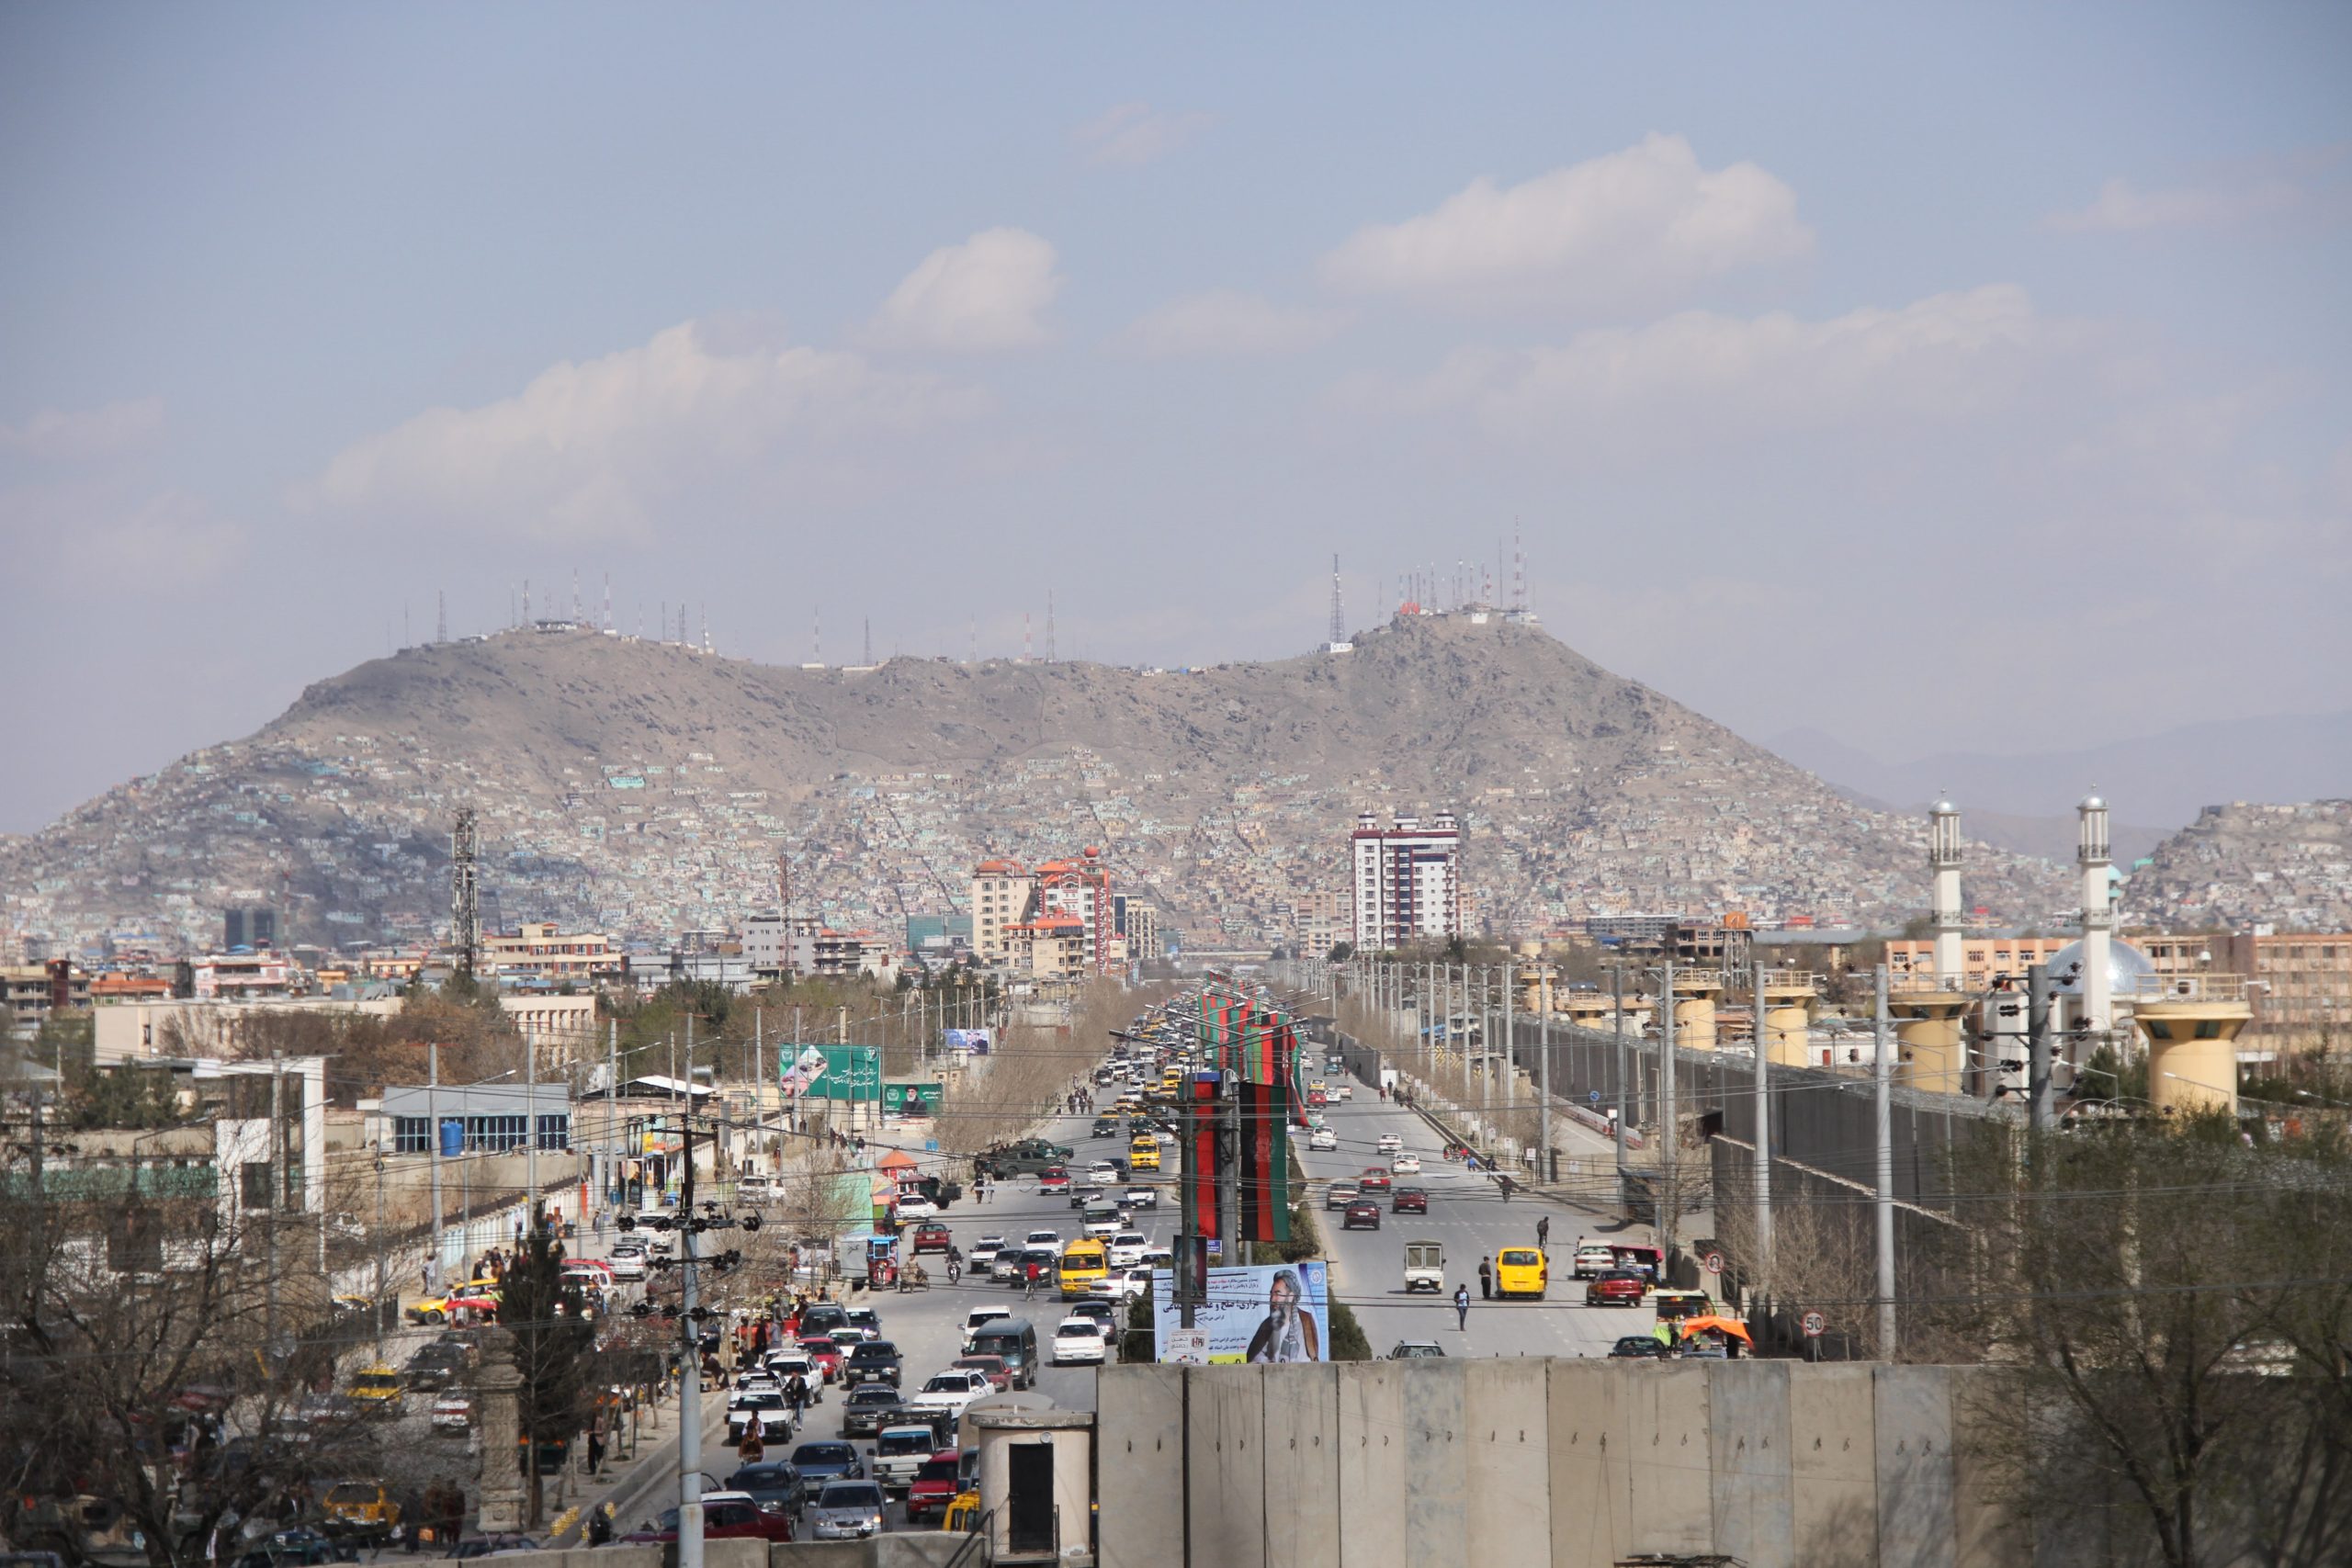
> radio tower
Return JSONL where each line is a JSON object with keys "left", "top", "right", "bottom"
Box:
{"left": 435, "top": 590, "right": 447, "bottom": 644}
{"left": 812, "top": 605, "right": 822, "bottom": 665}
{"left": 1512, "top": 522, "right": 1526, "bottom": 613}
{"left": 1023, "top": 612, "right": 1033, "bottom": 662}
{"left": 450, "top": 807, "right": 480, "bottom": 977}
{"left": 777, "top": 850, "right": 792, "bottom": 919}
{"left": 571, "top": 568, "right": 582, "bottom": 623}
{"left": 1329, "top": 554, "right": 1345, "bottom": 645}
{"left": 1046, "top": 591, "right": 1057, "bottom": 662}
{"left": 864, "top": 617, "right": 873, "bottom": 665}
{"left": 603, "top": 571, "right": 613, "bottom": 631}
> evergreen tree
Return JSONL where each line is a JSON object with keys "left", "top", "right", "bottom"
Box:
{"left": 495, "top": 1219, "right": 594, "bottom": 1526}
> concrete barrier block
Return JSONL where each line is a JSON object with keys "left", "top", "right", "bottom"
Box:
{"left": 1335, "top": 1361, "right": 1409, "bottom": 1568}
{"left": 1185, "top": 1363, "right": 1267, "bottom": 1568}
{"left": 1253, "top": 1362, "right": 1340, "bottom": 1568}
{"left": 1941, "top": 1368, "right": 2029, "bottom": 1568}
{"left": 1100, "top": 1364, "right": 1187, "bottom": 1568}
{"left": 1789, "top": 1361, "right": 1878, "bottom": 1568}
{"left": 1706, "top": 1359, "right": 1794, "bottom": 1568}
{"left": 1623, "top": 1359, "right": 1714, "bottom": 1559}
{"left": 1398, "top": 1358, "right": 1469, "bottom": 1566}
{"left": 702, "top": 1538, "right": 764, "bottom": 1568}
{"left": 1463, "top": 1359, "right": 1551, "bottom": 1562}
{"left": 1873, "top": 1364, "right": 1957, "bottom": 1568}
{"left": 1546, "top": 1359, "right": 1633, "bottom": 1568}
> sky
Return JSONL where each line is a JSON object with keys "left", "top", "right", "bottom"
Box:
{"left": 3, "top": 3, "right": 2349, "bottom": 833}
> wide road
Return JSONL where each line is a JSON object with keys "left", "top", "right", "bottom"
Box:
{"left": 1290, "top": 1080, "right": 1672, "bottom": 1361}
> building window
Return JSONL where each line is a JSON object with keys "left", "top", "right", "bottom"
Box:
{"left": 536, "top": 1114, "right": 571, "bottom": 1151}
{"left": 393, "top": 1116, "right": 433, "bottom": 1155}
{"left": 466, "top": 1114, "right": 529, "bottom": 1153}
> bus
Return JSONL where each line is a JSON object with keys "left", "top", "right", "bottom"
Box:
{"left": 1057, "top": 1237, "right": 1108, "bottom": 1299}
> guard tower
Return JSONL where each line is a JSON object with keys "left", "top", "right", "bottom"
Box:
{"left": 1890, "top": 970, "right": 1973, "bottom": 1094}
{"left": 1929, "top": 798, "right": 1965, "bottom": 983}
{"left": 1759, "top": 969, "right": 1822, "bottom": 1067}
{"left": 2133, "top": 974, "right": 2254, "bottom": 1118}
{"left": 1671, "top": 970, "right": 1727, "bottom": 1050}
{"left": 2077, "top": 793, "right": 2115, "bottom": 1035}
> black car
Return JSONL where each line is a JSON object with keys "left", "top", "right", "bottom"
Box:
{"left": 725, "top": 1461, "right": 801, "bottom": 1512}
{"left": 842, "top": 1340, "right": 902, "bottom": 1387}
{"left": 797, "top": 1304, "right": 849, "bottom": 1339}
{"left": 786, "top": 1442, "right": 864, "bottom": 1508}
{"left": 1609, "top": 1335, "right": 1671, "bottom": 1359}
{"left": 840, "top": 1384, "right": 906, "bottom": 1437}
{"left": 1091, "top": 1118, "right": 1118, "bottom": 1139}
{"left": 402, "top": 1344, "right": 466, "bottom": 1390}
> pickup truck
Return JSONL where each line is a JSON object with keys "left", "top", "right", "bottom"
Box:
{"left": 975, "top": 1138, "right": 1075, "bottom": 1179}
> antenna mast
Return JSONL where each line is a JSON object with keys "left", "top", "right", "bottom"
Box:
{"left": 450, "top": 807, "right": 480, "bottom": 977}
{"left": 1046, "top": 591, "right": 1057, "bottom": 662}
{"left": 436, "top": 590, "right": 447, "bottom": 644}
{"left": 1329, "top": 554, "right": 1345, "bottom": 644}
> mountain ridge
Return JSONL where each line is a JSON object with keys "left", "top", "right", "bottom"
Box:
{"left": 4, "top": 615, "right": 2109, "bottom": 953}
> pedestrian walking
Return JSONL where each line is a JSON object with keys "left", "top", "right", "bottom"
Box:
{"left": 585, "top": 1426, "right": 605, "bottom": 1476}
{"left": 1477, "top": 1257, "right": 1492, "bottom": 1300}
{"left": 1536, "top": 1215, "right": 1550, "bottom": 1249}
{"left": 1453, "top": 1283, "right": 1471, "bottom": 1332}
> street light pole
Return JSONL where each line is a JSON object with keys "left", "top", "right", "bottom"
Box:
{"left": 1873, "top": 963, "right": 1897, "bottom": 1359}
{"left": 1752, "top": 956, "right": 1771, "bottom": 1290}
{"left": 1611, "top": 965, "right": 1629, "bottom": 1194}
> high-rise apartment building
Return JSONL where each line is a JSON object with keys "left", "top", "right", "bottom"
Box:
{"left": 1351, "top": 811, "right": 1463, "bottom": 952}
{"left": 970, "top": 860, "right": 1033, "bottom": 963}
{"left": 969, "top": 849, "right": 1116, "bottom": 973}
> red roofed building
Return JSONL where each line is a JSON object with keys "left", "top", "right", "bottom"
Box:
{"left": 971, "top": 849, "right": 1115, "bottom": 975}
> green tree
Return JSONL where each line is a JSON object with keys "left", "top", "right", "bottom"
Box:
{"left": 495, "top": 1221, "right": 594, "bottom": 1527}
{"left": 1326, "top": 1300, "right": 1373, "bottom": 1361}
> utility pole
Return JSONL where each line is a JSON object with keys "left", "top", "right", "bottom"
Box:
{"left": 1217, "top": 1067, "right": 1240, "bottom": 1276}
{"left": 1611, "top": 965, "right": 1629, "bottom": 1195}
{"left": 1537, "top": 964, "right": 1552, "bottom": 1184}
{"left": 1660, "top": 961, "right": 1678, "bottom": 1252}
{"left": 1874, "top": 964, "right": 1897, "bottom": 1359}
{"left": 266, "top": 1053, "right": 283, "bottom": 1357}
{"left": 1752, "top": 957, "right": 1772, "bottom": 1289}
{"left": 676, "top": 1102, "right": 705, "bottom": 1568}
{"left": 1501, "top": 962, "right": 1516, "bottom": 1151}
{"left": 2027, "top": 962, "right": 2056, "bottom": 1138}
{"left": 606, "top": 1021, "right": 619, "bottom": 1215}
{"left": 1178, "top": 1067, "right": 1198, "bottom": 1329}
{"left": 525, "top": 1029, "right": 537, "bottom": 1226}
{"left": 429, "top": 1043, "right": 443, "bottom": 1282}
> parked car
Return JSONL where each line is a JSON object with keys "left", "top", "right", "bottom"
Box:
{"left": 1391, "top": 1187, "right": 1428, "bottom": 1214}
{"left": 1585, "top": 1270, "right": 1647, "bottom": 1307}
{"left": 1341, "top": 1200, "right": 1382, "bottom": 1231}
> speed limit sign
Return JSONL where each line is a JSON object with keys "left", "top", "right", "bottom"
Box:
{"left": 1802, "top": 1311, "right": 1826, "bottom": 1338}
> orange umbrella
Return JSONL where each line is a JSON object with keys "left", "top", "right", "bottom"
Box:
{"left": 1677, "top": 1315, "right": 1754, "bottom": 1344}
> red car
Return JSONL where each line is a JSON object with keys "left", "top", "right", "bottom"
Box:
{"left": 1341, "top": 1200, "right": 1382, "bottom": 1231}
{"left": 1584, "top": 1270, "right": 1647, "bottom": 1307}
{"left": 621, "top": 1491, "right": 792, "bottom": 1543}
{"left": 953, "top": 1355, "right": 1012, "bottom": 1392}
{"left": 911, "top": 1224, "right": 953, "bottom": 1255}
{"left": 904, "top": 1450, "right": 967, "bottom": 1523}
{"left": 798, "top": 1337, "right": 845, "bottom": 1382}
{"left": 1357, "top": 1169, "right": 1392, "bottom": 1192}
{"left": 1037, "top": 1168, "right": 1071, "bottom": 1192}
{"left": 1391, "top": 1187, "right": 1428, "bottom": 1214}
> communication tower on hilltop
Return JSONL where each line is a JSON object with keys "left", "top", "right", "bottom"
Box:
{"left": 435, "top": 589, "right": 447, "bottom": 644}
{"left": 1329, "top": 554, "right": 1345, "bottom": 644}
{"left": 1046, "top": 590, "right": 1057, "bottom": 662}
{"left": 450, "top": 807, "right": 480, "bottom": 976}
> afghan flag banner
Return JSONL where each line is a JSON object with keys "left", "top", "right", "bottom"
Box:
{"left": 1238, "top": 1081, "right": 1292, "bottom": 1242}
{"left": 1187, "top": 1073, "right": 1221, "bottom": 1241}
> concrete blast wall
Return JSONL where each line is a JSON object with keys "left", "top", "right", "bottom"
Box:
{"left": 1101, "top": 1359, "right": 2030, "bottom": 1568}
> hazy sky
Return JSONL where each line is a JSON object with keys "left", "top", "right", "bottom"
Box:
{"left": 4, "top": 3, "right": 2348, "bottom": 832}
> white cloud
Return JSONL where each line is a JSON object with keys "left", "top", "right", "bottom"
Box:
{"left": 300, "top": 319, "right": 980, "bottom": 542}
{"left": 1345, "top": 285, "right": 2050, "bottom": 443}
{"left": 1074, "top": 103, "right": 1212, "bottom": 169}
{"left": 1122, "top": 290, "right": 1346, "bottom": 357}
{"left": 2047, "top": 175, "right": 2304, "bottom": 233}
{"left": 1320, "top": 133, "right": 1812, "bottom": 311}
{"left": 0, "top": 397, "right": 164, "bottom": 461}
{"left": 867, "top": 228, "right": 1061, "bottom": 354}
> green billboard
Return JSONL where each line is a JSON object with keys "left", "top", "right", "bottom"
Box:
{"left": 807, "top": 1043, "right": 882, "bottom": 1102}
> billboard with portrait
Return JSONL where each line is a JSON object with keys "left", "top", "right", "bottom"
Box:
{"left": 1149, "top": 1260, "right": 1329, "bottom": 1364}
{"left": 943, "top": 1028, "right": 993, "bottom": 1055}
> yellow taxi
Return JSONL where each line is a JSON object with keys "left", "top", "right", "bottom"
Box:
{"left": 406, "top": 1279, "right": 499, "bottom": 1325}
{"left": 1127, "top": 1136, "right": 1160, "bottom": 1172}
{"left": 1493, "top": 1246, "right": 1548, "bottom": 1300}
{"left": 322, "top": 1481, "right": 401, "bottom": 1543}
{"left": 944, "top": 1489, "right": 980, "bottom": 1532}
{"left": 347, "top": 1365, "right": 403, "bottom": 1404}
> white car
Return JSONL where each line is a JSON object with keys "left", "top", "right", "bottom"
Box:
{"left": 1082, "top": 1213, "right": 1122, "bottom": 1240}
{"left": 894, "top": 1195, "right": 937, "bottom": 1222}
{"left": 1335, "top": 1084, "right": 1354, "bottom": 1100}
{"left": 1141, "top": 1247, "right": 1175, "bottom": 1271}
{"left": 1151, "top": 1130, "right": 1175, "bottom": 1146}
{"left": 1309, "top": 1128, "right": 1338, "bottom": 1152}
{"left": 1376, "top": 1134, "right": 1404, "bottom": 1155}
{"left": 606, "top": 1248, "right": 648, "bottom": 1281}
{"left": 1052, "top": 1317, "right": 1107, "bottom": 1365}
{"left": 725, "top": 1390, "right": 793, "bottom": 1443}
{"left": 1114, "top": 1267, "right": 1153, "bottom": 1303}
{"left": 1392, "top": 1154, "right": 1422, "bottom": 1176}
{"left": 1108, "top": 1231, "right": 1148, "bottom": 1269}
{"left": 1123, "top": 1186, "right": 1158, "bottom": 1210}
{"left": 1024, "top": 1228, "right": 1063, "bottom": 1250}
{"left": 907, "top": 1370, "right": 990, "bottom": 1416}
{"left": 1069, "top": 1301, "right": 1121, "bottom": 1343}
{"left": 1086, "top": 1161, "right": 1120, "bottom": 1183}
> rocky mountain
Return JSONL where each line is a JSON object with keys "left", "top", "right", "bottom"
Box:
{"left": 4, "top": 612, "right": 2091, "bottom": 957}
{"left": 2123, "top": 800, "right": 2352, "bottom": 931}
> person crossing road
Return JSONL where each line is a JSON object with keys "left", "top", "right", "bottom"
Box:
{"left": 1453, "top": 1284, "right": 1470, "bottom": 1332}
